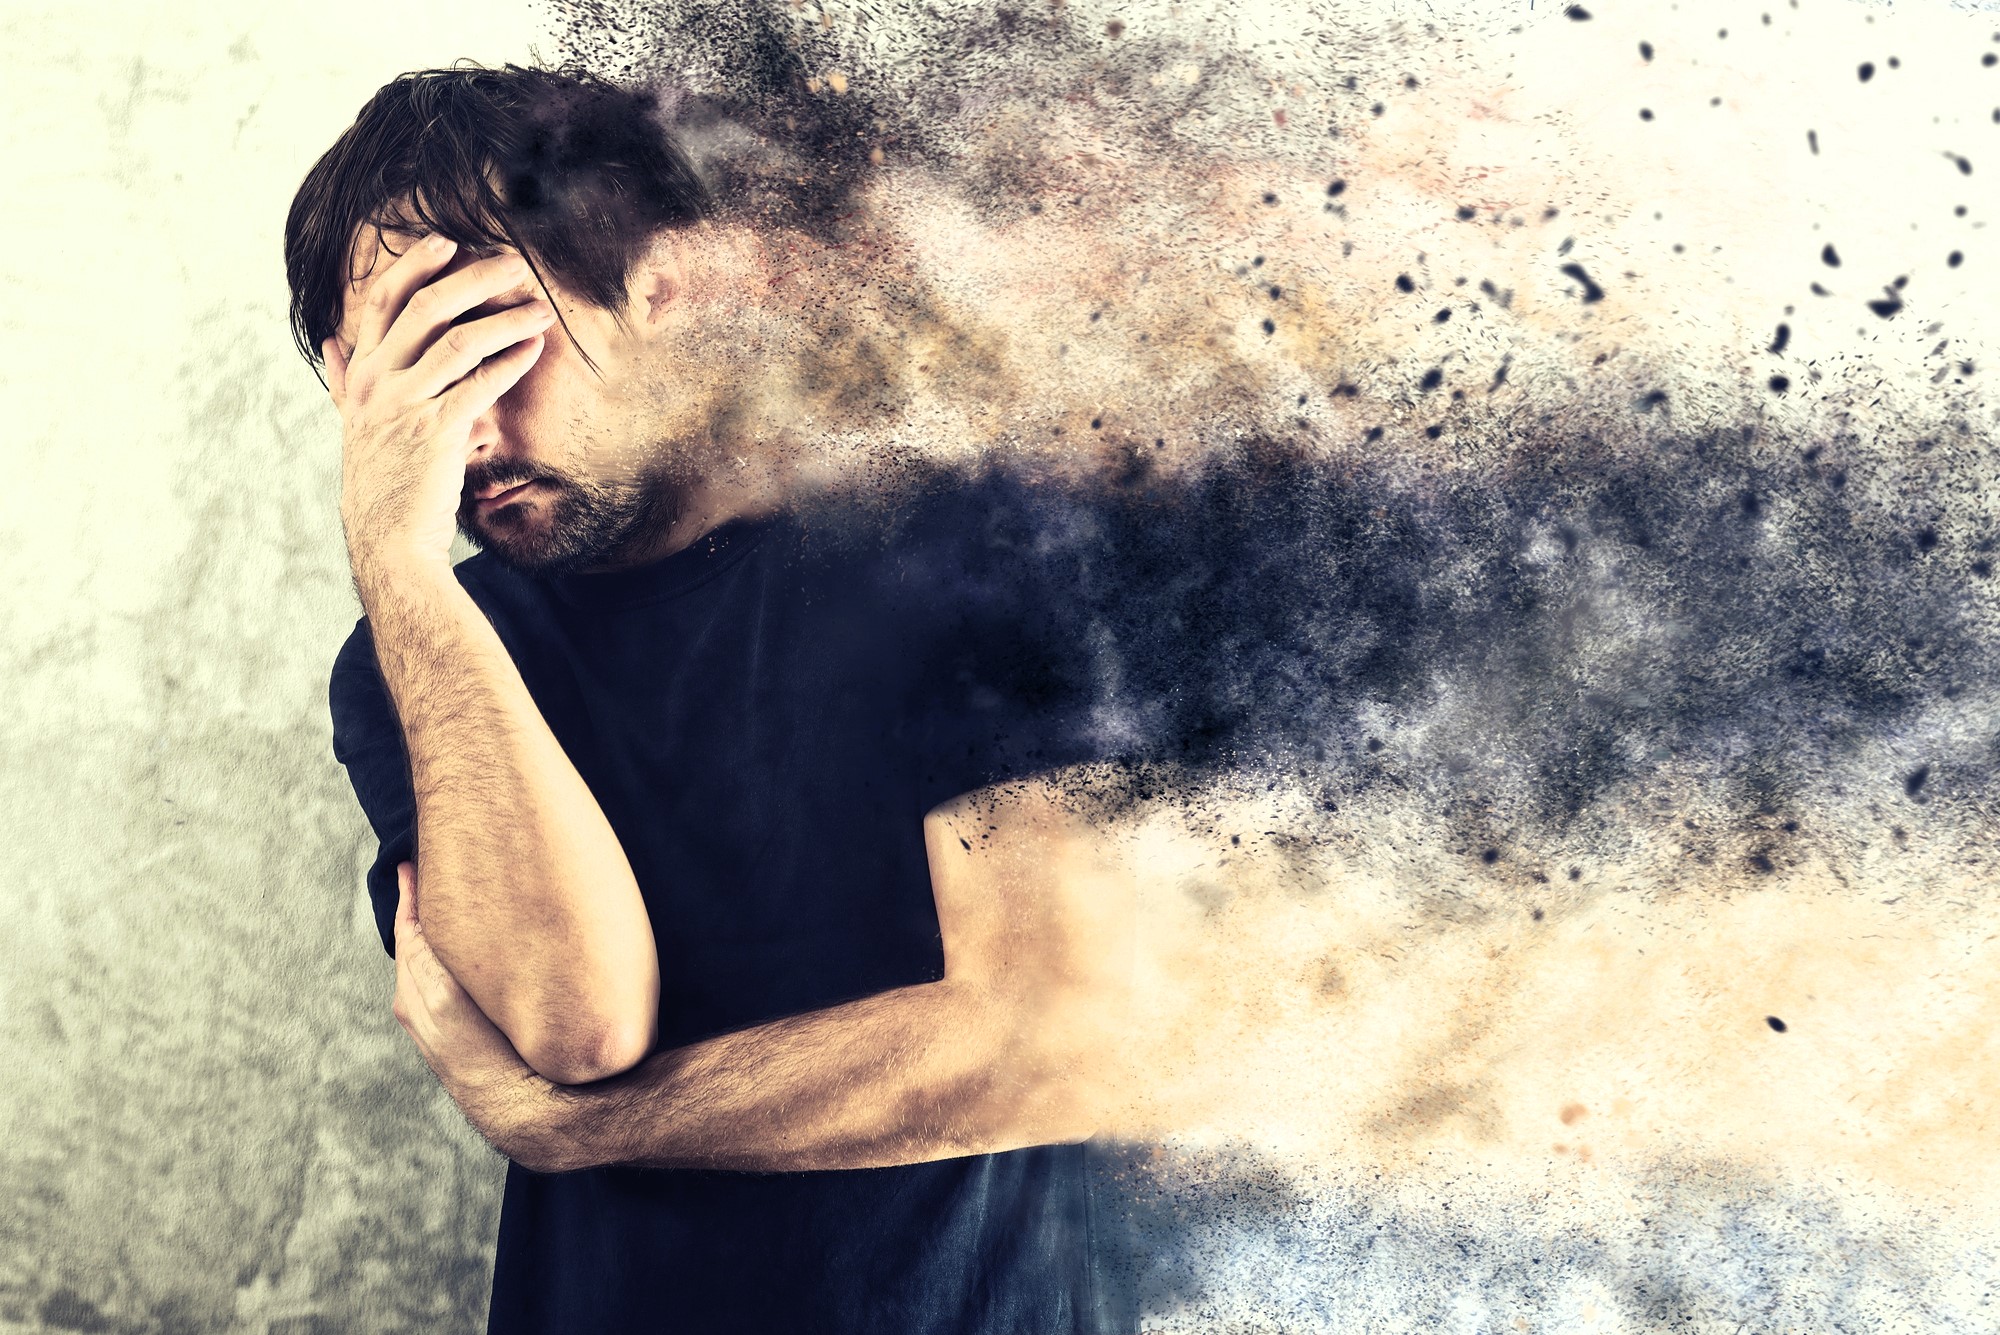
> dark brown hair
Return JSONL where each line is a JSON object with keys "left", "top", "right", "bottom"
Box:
{"left": 284, "top": 62, "right": 714, "bottom": 380}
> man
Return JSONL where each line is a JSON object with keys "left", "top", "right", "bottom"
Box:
{"left": 289, "top": 63, "right": 1134, "bottom": 1332}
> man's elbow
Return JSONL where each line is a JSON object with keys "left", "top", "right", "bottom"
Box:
{"left": 519, "top": 1014, "right": 656, "bottom": 1086}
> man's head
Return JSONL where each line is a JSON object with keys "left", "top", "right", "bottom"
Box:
{"left": 286, "top": 63, "right": 750, "bottom": 575}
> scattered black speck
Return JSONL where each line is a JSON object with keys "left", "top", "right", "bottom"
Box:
{"left": 1566, "top": 4, "right": 1591, "bottom": 18}
{"left": 1269, "top": 285, "right": 1283, "bottom": 299}
{"left": 1858, "top": 62, "right": 1875, "bottom": 82}
{"left": 1830, "top": 468, "right": 1847, "bottom": 488}
{"left": 1327, "top": 179, "right": 1346, "bottom": 197}
{"left": 1888, "top": 56, "right": 1900, "bottom": 69}
{"left": 1973, "top": 559, "right": 1992, "bottom": 577}
{"left": 1395, "top": 273, "right": 1416, "bottom": 293}
{"left": 1986, "top": 52, "right": 1998, "bottom": 67}
{"left": 1640, "top": 41, "right": 1654, "bottom": 60}
{"left": 1748, "top": 851, "right": 1775, "bottom": 873}
{"left": 1419, "top": 367, "right": 1444, "bottom": 391}
{"left": 1741, "top": 490, "right": 1762, "bottom": 519}
{"left": 1371, "top": 103, "right": 1385, "bottom": 117}
{"left": 1253, "top": 256, "right": 1264, "bottom": 267}
{"left": 1434, "top": 308, "right": 1452, "bottom": 323}
{"left": 1822, "top": 243, "right": 1841, "bottom": 267}
{"left": 1490, "top": 358, "right": 1512, "bottom": 391}
{"left": 1532, "top": 906, "right": 1546, "bottom": 920}
{"left": 1424, "top": 424, "right": 1443, "bottom": 439}
{"left": 1262, "top": 192, "right": 1278, "bottom": 205}
{"left": 1868, "top": 294, "right": 1904, "bottom": 318}
{"left": 1949, "top": 250, "right": 1964, "bottom": 267}
{"left": 1637, "top": 389, "right": 1669, "bottom": 412}
{"left": 1769, "top": 374, "right": 1790, "bottom": 394}
{"left": 1231, "top": 833, "right": 1241, "bottom": 846}
{"left": 1916, "top": 527, "right": 1939, "bottom": 553}
{"left": 1366, "top": 737, "right": 1383, "bottom": 752}
{"left": 1335, "top": 382, "right": 1359, "bottom": 396}
{"left": 1262, "top": 318, "right": 1276, "bottom": 335}
{"left": 1954, "top": 156, "right": 1974, "bottom": 176}
{"left": 1481, "top": 847, "right": 1500, "bottom": 864}
{"left": 1905, "top": 763, "right": 1930, "bottom": 797}
{"left": 1767, "top": 1015, "right": 1788, "bottom": 1033}
{"left": 1364, "top": 425, "right": 1384, "bottom": 442}
{"left": 958, "top": 837, "right": 971, "bottom": 850}
{"left": 1559, "top": 262, "right": 1605, "bottom": 301}
{"left": 1568, "top": 866, "right": 1583, "bottom": 880}
{"left": 1807, "top": 129, "right": 1819, "bottom": 155}
{"left": 1810, "top": 282, "right": 1830, "bottom": 296}
{"left": 1640, "top": 108, "right": 1655, "bottom": 121}
{"left": 1091, "top": 417, "right": 1103, "bottom": 429}
{"left": 1782, "top": 820, "right": 1799, "bottom": 833}
{"left": 1456, "top": 206, "right": 1476, "bottom": 221}
{"left": 1769, "top": 323, "right": 1791, "bottom": 354}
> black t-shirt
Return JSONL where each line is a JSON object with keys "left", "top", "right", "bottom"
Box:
{"left": 328, "top": 478, "right": 1123, "bottom": 1333}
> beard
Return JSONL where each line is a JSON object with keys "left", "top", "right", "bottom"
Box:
{"left": 456, "top": 460, "right": 689, "bottom": 579}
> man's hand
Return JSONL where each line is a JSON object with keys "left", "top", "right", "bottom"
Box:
{"left": 390, "top": 859, "right": 568, "bottom": 1166}
{"left": 324, "top": 233, "right": 556, "bottom": 580}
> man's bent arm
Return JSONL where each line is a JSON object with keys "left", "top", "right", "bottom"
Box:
{"left": 360, "top": 557, "right": 659, "bottom": 1084}
{"left": 499, "top": 779, "right": 1134, "bottom": 1173}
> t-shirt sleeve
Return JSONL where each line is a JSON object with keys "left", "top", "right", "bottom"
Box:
{"left": 893, "top": 483, "right": 1123, "bottom": 813}
{"left": 329, "top": 616, "right": 413, "bottom": 957}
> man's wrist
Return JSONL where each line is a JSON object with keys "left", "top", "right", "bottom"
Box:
{"left": 507, "top": 1074, "right": 599, "bottom": 1174}
{"left": 349, "top": 544, "right": 460, "bottom": 613}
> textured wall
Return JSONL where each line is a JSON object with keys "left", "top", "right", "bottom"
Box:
{"left": 6, "top": 0, "right": 2000, "bottom": 1332}
{"left": 0, "top": 5, "right": 544, "bottom": 1331}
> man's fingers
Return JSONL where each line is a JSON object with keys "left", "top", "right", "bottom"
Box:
{"left": 438, "top": 332, "right": 549, "bottom": 429}
{"left": 372, "top": 251, "right": 541, "bottom": 375}
{"left": 352, "top": 232, "right": 458, "bottom": 364}
{"left": 406, "top": 301, "right": 556, "bottom": 403}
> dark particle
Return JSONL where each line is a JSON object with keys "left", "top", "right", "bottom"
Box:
{"left": 1973, "top": 559, "right": 1993, "bottom": 577}
{"left": 1868, "top": 294, "right": 1904, "bottom": 318}
{"left": 1566, "top": 4, "right": 1591, "bottom": 18}
{"left": 1905, "top": 763, "right": 1930, "bottom": 797}
{"left": 1822, "top": 243, "right": 1841, "bottom": 267}
{"left": 1954, "top": 156, "right": 1974, "bottom": 176}
{"left": 1782, "top": 820, "right": 1798, "bottom": 833}
{"left": 1371, "top": 103, "right": 1385, "bottom": 117}
{"left": 1481, "top": 848, "right": 1500, "bottom": 864}
{"left": 1154, "top": 438, "right": 1165, "bottom": 448}
{"left": 1336, "top": 382, "right": 1359, "bottom": 395}
{"left": 1364, "top": 425, "right": 1384, "bottom": 442}
{"left": 1748, "top": 851, "right": 1775, "bottom": 873}
{"left": 1262, "top": 318, "right": 1276, "bottom": 335}
{"left": 959, "top": 837, "right": 971, "bottom": 850}
{"left": 1231, "top": 834, "right": 1241, "bottom": 846}
{"left": 1327, "top": 179, "right": 1347, "bottom": 196}
{"left": 1424, "top": 424, "right": 1443, "bottom": 439}
{"left": 1532, "top": 907, "right": 1545, "bottom": 920}
{"left": 1105, "top": 19, "right": 1124, "bottom": 37}
{"left": 1366, "top": 737, "right": 1383, "bottom": 752}
{"left": 1091, "top": 417, "right": 1103, "bottom": 429}
{"left": 1559, "top": 262, "right": 1605, "bottom": 301}
{"left": 1810, "top": 282, "right": 1830, "bottom": 296}
{"left": 1640, "top": 41, "right": 1654, "bottom": 60}
{"left": 1568, "top": 866, "right": 1583, "bottom": 880}
{"left": 1434, "top": 308, "right": 1452, "bottom": 323}
{"left": 1859, "top": 62, "right": 1875, "bottom": 82}
{"left": 1253, "top": 256, "right": 1264, "bottom": 266}
{"left": 1490, "top": 358, "right": 1512, "bottom": 391}
{"left": 1741, "top": 490, "right": 1762, "bottom": 518}
{"left": 1262, "top": 192, "right": 1278, "bottom": 205}
{"left": 1269, "top": 285, "right": 1283, "bottom": 299}
{"left": 1888, "top": 56, "right": 1899, "bottom": 69}
{"left": 1419, "top": 367, "right": 1444, "bottom": 391}
{"left": 1637, "top": 389, "right": 1669, "bottom": 412}
{"left": 1396, "top": 273, "right": 1416, "bottom": 293}
{"left": 1916, "top": 527, "right": 1938, "bottom": 552}
{"left": 1986, "top": 52, "right": 1998, "bottom": 67}
{"left": 1830, "top": 469, "right": 1847, "bottom": 488}
{"left": 1405, "top": 75, "right": 1419, "bottom": 89}
{"left": 1769, "top": 374, "right": 1790, "bottom": 393}
{"left": 1949, "top": 250, "right": 1963, "bottom": 267}
{"left": 1767, "top": 1016, "right": 1788, "bottom": 1033}
{"left": 1808, "top": 129, "right": 1819, "bottom": 155}
{"left": 1640, "top": 108, "right": 1654, "bottom": 121}
{"left": 1770, "top": 322, "right": 1791, "bottom": 354}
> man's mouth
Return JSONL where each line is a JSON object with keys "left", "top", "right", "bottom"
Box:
{"left": 474, "top": 479, "right": 541, "bottom": 511}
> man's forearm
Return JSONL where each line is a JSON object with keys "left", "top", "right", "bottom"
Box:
{"left": 358, "top": 557, "right": 659, "bottom": 1083}
{"left": 515, "top": 976, "right": 1101, "bottom": 1174}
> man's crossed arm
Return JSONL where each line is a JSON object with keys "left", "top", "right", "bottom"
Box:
{"left": 389, "top": 777, "right": 1137, "bottom": 1174}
